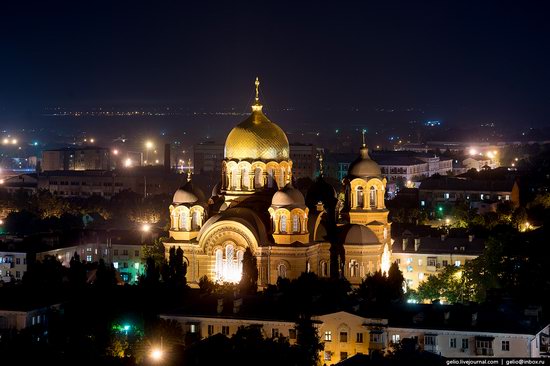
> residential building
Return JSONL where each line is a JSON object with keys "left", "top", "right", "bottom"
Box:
{"left": 289, "top": 144, "right": 317, "bottom": 179}
{"left": 42, "top": 147, "right": 111, "bottom": 171}
{"left": 391, "top": 232, "right": 485, "bottom": 290}
{"left": 193, "top": 142, "right": 224, "bottom": 174}
{"left": 37, "top": 166, "right": 183, "bottom": 198}
{"left": 419, "top": 176, "right": 520, "bottom": 213}
{"left": 0, "top": 245, "right": 31, "bottom": 283}
{"left": 0, "top": 173, "right": 38, "bottom": 195}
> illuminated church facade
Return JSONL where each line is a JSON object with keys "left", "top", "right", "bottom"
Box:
{"left": 164, "top": 78, "right": 392, "bottom": 288}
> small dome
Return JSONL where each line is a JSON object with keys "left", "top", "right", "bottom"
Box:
{"left": 271, "top": 184, "right": 306, "bottom": 207}
{"left": 344, "top": 224, "right": 379, "bottom": 244}
{"left": 173, "top": 181, "right": 205, "bottom": 205}
{"left": 348, "top": 146, "right": 381, "bottom": 178}
{"left": 211, "top": 182, "right": 221, "bottom": 197}
{"left": 305, "top": 176, "right": 337, "bottom": 210}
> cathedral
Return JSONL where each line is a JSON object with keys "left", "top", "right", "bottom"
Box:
{"left": 164, "top": 78, "right": 392, "bottom": 288}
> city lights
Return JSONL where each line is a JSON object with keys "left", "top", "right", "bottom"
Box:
{"left": 469, "top": 148, "right": 477, "bottom": 156}
{"left": 150, "top": 347, "right": 164, "bottom": 362}
{"left": 112, "top": 149, "right": 119, "bottom": 155}
{"left": 141, "top": 224, "right": 151, "bottom": 232}
{"left": 124, "top": 158, "right": 133, "bottom": 167}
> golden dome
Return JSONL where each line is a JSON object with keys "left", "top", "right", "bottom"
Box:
{"left": 224, "top": 78, "right": 289, "bottom": 161}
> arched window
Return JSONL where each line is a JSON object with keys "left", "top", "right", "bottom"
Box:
{"left": 242, "top": 167, "right": 249, "bottom": 190}
{"left": 279, "top": 168, "right": 285, "bottom": 187}
{"left": 179, "top": 209, "right": 189, "bottom": 231}
{"left": 267, "top": 168, "right": 275, "bottom": 188}
{"left": 171, "top": 210, "right": 178, "bottom": 230}
{"left": 306, "top": 260, "right": 311, "bottom": 273}
{"left": 280, "top": 215, "right": 288, "bottom": 233}
{"left": 356, "top": 186, "right": 364, "bottom": 208}
{"left": 254, "top": 167, "right": 263, "bottom": 188}
{"left": 370, "top": 186, "right": 377, "bottom": 208}
{"left": 321, "top": 261, "right": 328, "bottom": 277}
{"left": 237, "top": 250, "right": 244, "bottom": 267}
{"left": 230, "top": 167, "right": 239, "bottom": 190}
{"left": 215, "top": 249, "right": 223, "bottom": 281}
{"left": 292, "top": 214, "right": 300, "bottom": 233}
{"left": 278, "top": 263, "right": 287, "bottom": 279}
{"left": 191, "top": 210, "right": 201, "bottom": 230}
{"left": 350, "top": 259, "right": 359, "bottom": 277}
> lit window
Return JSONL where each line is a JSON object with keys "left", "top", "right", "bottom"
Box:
{"left": 280, "top": 215, "right": 287, "bottom": 233}
{"left": 134, "top": 263, "right": 140, "bottom": 270}
{"left": 324, "top": 331, "right": 332, "bottom": 342}
{"left": 278, "top": 263, "right": 287, "bottom": 279}
{"left": 324, "top": 351, "right": 331, "bottom": 361}
{"left": 505, "top": 195, "right": 510, "bottom": 200}
{"left": 407, "top": 265, "right": 413, "bottom": 272}
{"left": 86, "top": 255, "right": 92, "bottom": 262}
{"left": 418, "top": 272, "right": 424, "bottom": 281}
{"left": 369, "top": 186, "right": 376, "bottom": 208}
{"left": 421, "top": 200, "right": 425, "bottom": 207}
{"left": 425, "top": 335, "right": 437, "bottom": 346}
{"left": 454, "top": 260, "right": 461, "bottom": 267}
{"left": 113, "top": 262, "right": 119, "bottom": 269}
{"left": 391, "top": 334, "right": 400, "bottom": 343}
{"left": 272, "top": 328, "right": 279, "bottom": 338}
{"left": 444, "top": 193, "right": 449, "bottom": 199}
{"left": 356, "top": 186, "right": 364, "bottom": 207}
{"left": 292, "top": 215, "right": 300, "bottom": 233}
{"left": 407, "top": 257, "right": 413, "bottom": 264}
{"left": 418, "top": 259, "right": 423, "bottom": 266}
{"left": 190, "top": 324, "right": 197, "bottom": 333}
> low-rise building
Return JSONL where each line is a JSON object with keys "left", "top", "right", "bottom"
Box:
{"left": 391, "top": 232, "right": 485, "bottom": 290}
{"left": 0, "top": 245, "right": 31, "bottom": 283}
{"left": 42, "top": 146, "right": 111, "bottom": 171}
{"left": 419, "top": 176, "right": 519, "bottom": 213}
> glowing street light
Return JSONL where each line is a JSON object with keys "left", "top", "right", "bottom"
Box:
{"left": 112, "top": 149, "right": 119, "bottom": 155}
{"left": 469, "top": 148, "right": 477, "bottom": 156}
{"left": 124, "top": 158, "right": 133, "bottom": 168}
{"left": 142, "top": 224, "right": 151, "bottom": 232}
{"left": 150, "top": 347, "right": 164, "bottom": 362}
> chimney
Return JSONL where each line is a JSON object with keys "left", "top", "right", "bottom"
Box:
{"left": 468, "top": 234, "right": 474, "bottom": 242}
{"left": 164, "top": 143, "right": 171, "bottom": 173}
{"left": 402, "top": 238, "right": 409, "bottom": 251}
{"left": 233, "top": 298, "right": 243, "bottom": 314}
{"left": 414, "top": 238, "right": 420, "bottom": 252}
{"left": 217, "top": 298, "right": 224, "bottom": 314}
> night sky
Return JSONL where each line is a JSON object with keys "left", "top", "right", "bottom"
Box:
{"left": 1, "top": 0, "right": 550, "bottom": 130}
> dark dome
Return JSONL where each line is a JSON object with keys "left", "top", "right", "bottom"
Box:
{"left": 305, "top": 176, "right": 337, "bottom": 210}
{"left": 348, "top": 146, "right": 381, "bottom": 178}
{"left": 343, "top": 224, "right": 379, "bottom": 244}
{"left": 173, "top": 180, "right": 206, "bottom": 205}
{"left": 272, "top": 184, "right": 306, "bottom": 207}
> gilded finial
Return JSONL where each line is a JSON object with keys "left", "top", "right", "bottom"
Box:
{"left": 361, "top": 129, "right": 366, "bottom": 147}
{"left": 255, "top": 77, "right": 260, "bottom": 103}
{"left": 187, "top": 158, "right": 193, "bottom": 182}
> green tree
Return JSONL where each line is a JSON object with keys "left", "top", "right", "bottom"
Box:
{"left": 295, "top": 316, "right": 323, "bottom": 366}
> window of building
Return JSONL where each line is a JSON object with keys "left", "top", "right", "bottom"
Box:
{"left": 292, "top": 215, "right": 300, "bottom": 233}
{"left": 391, "top": 334, "right": 400, "bottom": 343}
{"left": 324, "top": 351, "right": 331, "bottom": 361}
{"left": 450, "top": 338, "right": 457, "bottom": 348}
{"left": 369, "top": 332, "right": 382, "bottom": 343}
{"left": 454, "top": 260, "right": 461, "bottom": 267}
{"left": 505, "top": 195, "right": 510, "bottom": 201}
{"left": 340, "top": 331, "right": 348, "bottom": 342}
{"left": 418, "top": 272, "right": 425, "bottom": 281}
{"left": 340, "top": 352, "right": 348, "bottom": 361}
{"left": 356, "top": 186, "right": 364, "bottom": 207}
{"left": 356, "top": 332, "right": 364, "bottom": 343}
{"left": 134, "top": 263, "right": 140, "bottom": 270}
{"left": 425, "top": 335, "right": 437, "bottom": 346}
{"left": 135, "top": 250, "right": 139, "bottom": 257}
{"left": 427, "top": 257, "right": 437, "bottom": 267}
{"left": 321, "top": 261, "right": 328, "bottom": 277}
{"left": 123, "top": 249, "right": 128, "bottom": 256}
{"left": 113, "top": 262, "right": 118, "bottom": 269}
{"left": 16, "top": 271, "right": 20, "bottom": 278}
{"left": 190, "top": 324, "right": 198, "bottom": 333}
{"left": 370, "top": 186, "right": 376, "bottom": 208}
{"left": 86, "top": 247, "right": 92, "bottom": 252}
{"left": 221, "top": 326, "right": 229, "bottom": 336}
{"left": 349, "top": 260, "right": 359, "bottom": 277}
{"left": 280, "top": 215, "right": 287, "bottom": 233}
{"left": 86, "top": 255, "right": 92, "bottom": 262}
{"left": 442, "top": 260, "right": 448, "bottom": 267}
{"left": 396, "top": 258, "right": 401, "bottom": 264}
{"left": 289, "top": 328, "right": 297, "bottom": 340}
{"left": 208, "top": 325, "right": 214, "bottom": 336}
{"left": 324, "top": 331, "right": 332, "bottom": 342}
{"left": 444, "top": 193, "right": 449, "bottom": 199}
{"left": 421, "top": 200, "right": 425, "bottom": 206}
{"left": 16, "top": 258, "right": 20, "bottom": 265}
{"left": 407, "top": 257, "right": 413, "bottom": 264}
{"left": 278, "top": 263, "right": 287, "bottom": 279}
{"left": 418, "top": 259, "right": 423, "bottom": 266}
{"left": 114, "top": 250, "right": 119, "bottom": 256}
{"left": 462, "top": 338, "right": 469, "bottom": 350}
{"left": 407, "top": 265, "right": 413, "bottom": 272}
{"left": 272, "top": 328, "right": 279, "bottom": 338}
{"left": 502, "top": 340, "right": 510, "bottom": 351}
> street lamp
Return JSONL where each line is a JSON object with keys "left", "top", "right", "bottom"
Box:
{"left": 145, "top": 141, "right": 154, "bottom": 165}
{"left": 150, "top": 336, "right": 164, "bottom": 362}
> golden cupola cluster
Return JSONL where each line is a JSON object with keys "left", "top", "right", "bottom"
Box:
{"left": 224, "top": 77, "right": 289, "bottom": 162}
